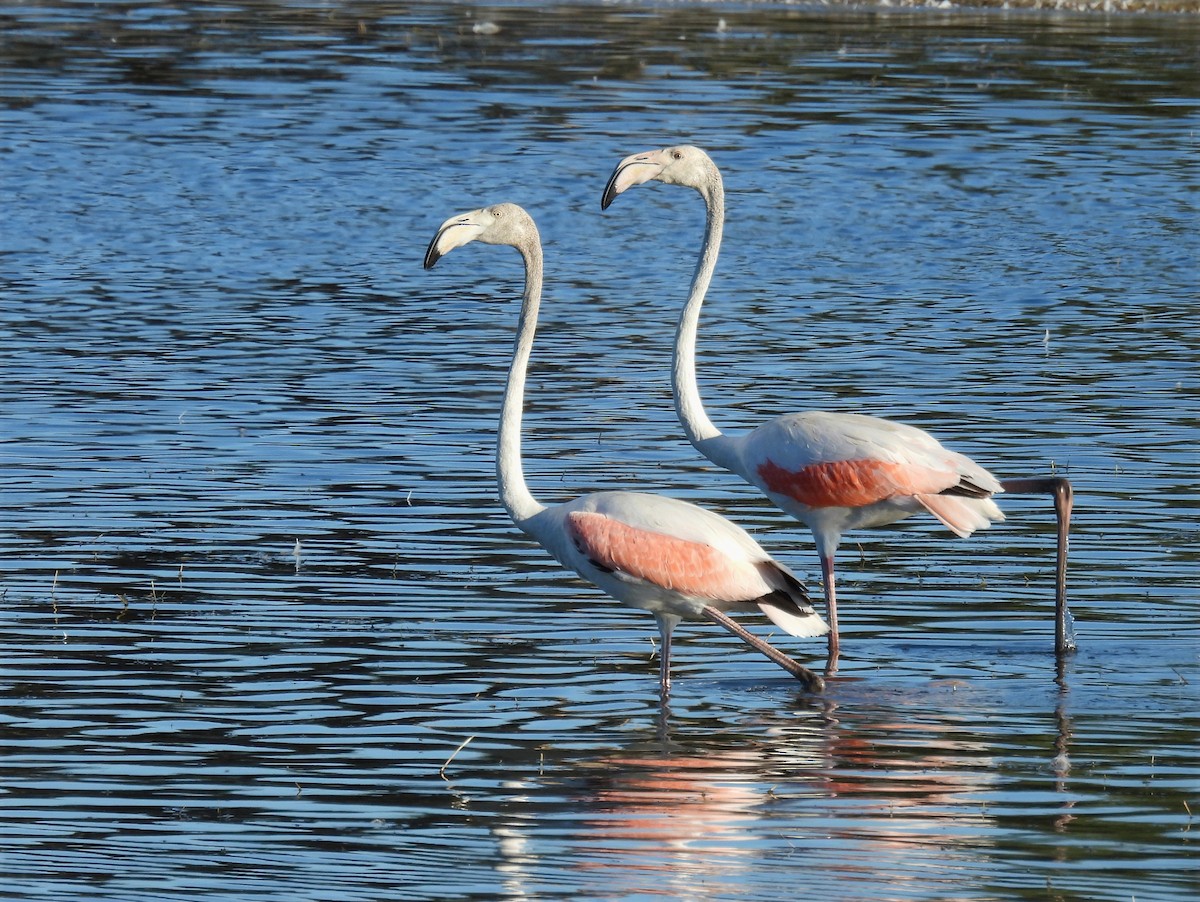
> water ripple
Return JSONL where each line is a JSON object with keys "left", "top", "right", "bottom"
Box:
{"left": 2, "top": 2, "right": 1198, "bottom": 901}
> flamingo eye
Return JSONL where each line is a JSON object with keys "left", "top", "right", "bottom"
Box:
{"left": 671, "top": 150, "right": 683, "bottom": 160}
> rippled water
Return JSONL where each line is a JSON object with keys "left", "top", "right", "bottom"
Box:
{"left": 2, "top": 2, "right": 1197, "bottom": 900}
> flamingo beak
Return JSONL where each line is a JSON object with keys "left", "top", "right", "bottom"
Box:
{"left": 423, "top": 213, "right": 484, "bottom": 269}
{"left": 601, "top": 150, "right": 666, "bottom": 210}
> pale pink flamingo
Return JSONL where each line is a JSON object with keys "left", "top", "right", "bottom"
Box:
{"left": 423, "top": 202, "right": 829, "bottom": 695}
{"left": 601, "top": 145, "right": 1074, "bottom": 661}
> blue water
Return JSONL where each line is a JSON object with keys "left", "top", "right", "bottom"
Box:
{"left": 1, "top": 2, "right": 1197, "bottom": 900}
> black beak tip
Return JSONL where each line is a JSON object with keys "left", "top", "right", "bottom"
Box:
{"left": 423, "top": 246, "right": 441, "bottom": 270}
{"left": 600, "top": 186, "right": 616, "bottom": 211}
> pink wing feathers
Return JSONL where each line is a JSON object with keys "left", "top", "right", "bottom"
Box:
{"left": 745, "top": 411, "right": 1003, "bottom": 536}
{"left": 757, "top": 457, "right": 956, "bottom": 509}
{"left": 566, "top": 510, "right": 768, "bottom": 601}
{"left": 564, "top": 501, "right": 828, "bottom": 639}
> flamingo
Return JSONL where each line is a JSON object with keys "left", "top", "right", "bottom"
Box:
{"left": 423, "top": 202, "right": 829, "bottom": 695}
{"left": 601, "top": 145, "right": 1074, "bottom": 661}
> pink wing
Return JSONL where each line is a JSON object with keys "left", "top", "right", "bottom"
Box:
{"left": 757, "top": 457, "right": 956, "bottom": 509}
{"left": 744, "top": 411, "right": 996, "bottom": 515}
{"left": 566, "top": 510, "right": 766, "bottom": 601}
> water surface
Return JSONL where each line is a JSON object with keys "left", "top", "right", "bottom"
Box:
{"left": 1, "top": 2, "right": 1197, "bottom": 900}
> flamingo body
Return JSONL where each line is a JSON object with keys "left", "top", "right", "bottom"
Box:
{"left": 602, "top": 145, "right": 1009, "bottom": 657}
{"left": 533, "top": 491, "right": 828, "bottom": 635}
{"left": 736, "top": 411, "right": 1004, "bottom": 555}
{"left": 424, "top": 202, "right": 826, "bottom": 694}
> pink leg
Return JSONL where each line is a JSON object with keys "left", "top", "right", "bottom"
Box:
{"left": 655, "top": 615, "right": 674, "bottom": 696}
{"left": 702, "top": 606, "right": 825, "bottom": 693}
{"left": 821, "top": 554, "right": 840, "bottom": 664}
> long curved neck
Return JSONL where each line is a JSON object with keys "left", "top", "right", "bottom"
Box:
{"left": 673, "top": 169, "right": 741, "bottom": 471}
{"left": 497, "top": 240, "right": 548, "bottom": 529}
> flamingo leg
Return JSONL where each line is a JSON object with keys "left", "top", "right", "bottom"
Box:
{"left": 820, "top": 555, "right": 840, "bottom": 665}
{"left": 998, "top": 477, "right": 1075, "bottom": 656}
{"left": 701, "top": 606, "right": 825, "bottom": 693}
{"left": 655, "top": 614, "right": 675, "bottom": 696}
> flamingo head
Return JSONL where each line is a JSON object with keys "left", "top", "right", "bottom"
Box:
{"left": 424, "top": 203, "right": 538, "bottom": 269}
{"left": 601, "top": 145, "right": 716, "bottom": 209}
